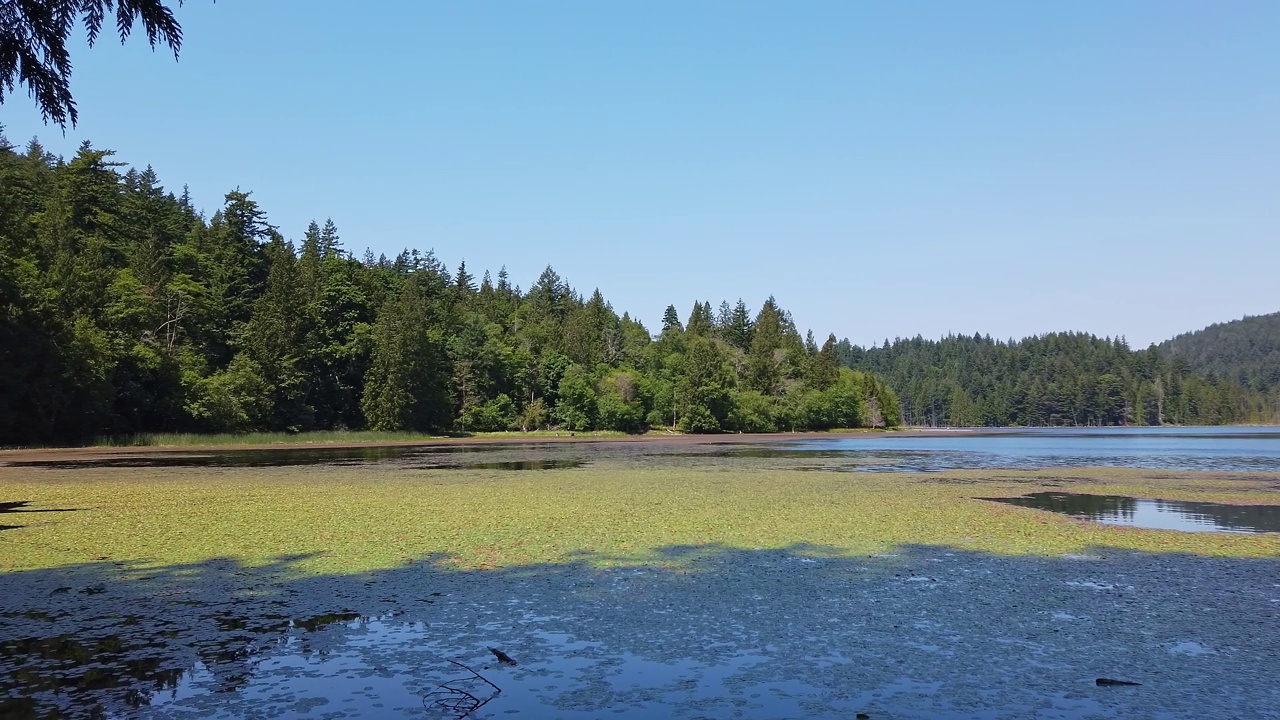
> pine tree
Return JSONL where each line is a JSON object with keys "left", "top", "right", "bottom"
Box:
{"left": 676, "top": 337, "right": 734, "bottom": 432}
{"left": 809, "top": 334, "right": 840, "bottom": 390}
{"left": 361, "top": 279, "right": 449, "bottom": 431}
{"left": 661, "top": 304, "right": 683, "bottom": 333}
{"left": 240, "top": 237, "right": 312, "bottom": 430}
{"left": 686, "top": 300, "right": 714, "bottom": 337}
{"left": 726, "top": 299, "right": 753, "bottom": 352}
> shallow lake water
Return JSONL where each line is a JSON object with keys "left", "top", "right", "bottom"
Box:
{"left": 8, "top": 426, "right": 1279, "bottom": 473}
{"left": 5, "top": 546, "right": 1279, "bottom": 719}
{"left": 982, "top": 492, "right": 1280, "bottom": 534}
{"left": 778, "top": 426, "right": 1280, "bottom": 473}
{"left": 3, "top": 428, "right": 1280, "bottom": 718}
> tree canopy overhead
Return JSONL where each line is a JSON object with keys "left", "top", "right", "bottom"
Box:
{"left": 0, "top": 0, "right": 185, "bottom": 129}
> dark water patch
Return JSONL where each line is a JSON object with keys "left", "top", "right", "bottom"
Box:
{"left": 5, "top": 446, "right": 419, "bottom": 469}
{"left": 415, "top": 459, "right": 586, "bottom": 471}
{"left": 293, "top": 611, "right": 362, "bottom": 631}
{"left": 4, "top": 442, "right": 592, "bottom": 470}
{"left": 0, "top": 631, "right": 186, "bottom": 717}
{"left": 982, "top": 492, "right": 1280, "bottom": 534}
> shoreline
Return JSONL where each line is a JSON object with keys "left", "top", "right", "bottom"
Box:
{"left": 0, "top": 429, "right": 940, "bottom": 462}
{"left": 2, "top": 425, "right": 1276, "bottom": 463}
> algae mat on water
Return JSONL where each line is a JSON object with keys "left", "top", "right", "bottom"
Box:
{"left": 1, "top": 464, "right": 1278, "bottom": 574}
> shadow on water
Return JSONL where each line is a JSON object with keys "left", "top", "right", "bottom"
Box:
{"left": 983, "top": 492, "right": 1280, "bottom": 534}
{"left": 3, "top": 445, "right": 592, "bottom": 471}
{"left": 0, "top": 501, "right": 81, "bottom": 532}
{"left": 1, "top": 447, "right": 420, "bottom": 469}
{"left": 2, "top": 545, "right": 1279, "bottom": 719}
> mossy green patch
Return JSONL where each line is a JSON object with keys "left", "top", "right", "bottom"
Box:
{"left": 1, "top": 464, "right": 1277, "bottom": 575}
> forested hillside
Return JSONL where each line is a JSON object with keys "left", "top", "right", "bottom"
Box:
{"left": 837, "top": 331, "right": 1278, "bottom": 427}
{"left": 0, "top": 137, "right": 899, "bottom": 445}
{"left": 1158, "top": 313, "right": 1280, "bottom": 395}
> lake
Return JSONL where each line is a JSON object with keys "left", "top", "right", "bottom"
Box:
{"left": 775, "top": 426, "right": 1280, "bottom": 472}
{"left": 2, "top": 428, "right": 1279, "bottom": 719}
{"left": 10, "top": 426, "right": 1280, "bottom": 473}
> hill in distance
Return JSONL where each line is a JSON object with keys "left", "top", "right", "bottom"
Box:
{"left": 835, "top": 311, "right": 1280, "bottom": 428}
{"left": 1158, "top": 311, "right": 1280, "bottom": 393}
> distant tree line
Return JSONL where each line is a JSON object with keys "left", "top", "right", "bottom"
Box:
{"left": 3, "top": 137, "right": 1273, "bottom": 445}
{"left": 837, "top": 332, "right": 1278, "bottom": 427}
{"left": 1158, "top": 313, "right": 1280, "bottom": 399}
{"left": 0, "top": 138, "right": 900, "bottom": 445}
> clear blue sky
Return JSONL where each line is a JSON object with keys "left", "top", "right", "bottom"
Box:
{"left": 4, "top": 1, "right": 1277, "bottom": 347}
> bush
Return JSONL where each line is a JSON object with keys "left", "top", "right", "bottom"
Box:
{"left": 725, "top": 390, "right": 777, "bottom": 432}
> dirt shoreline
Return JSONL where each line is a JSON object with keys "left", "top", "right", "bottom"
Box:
{"left": 0, "top": 428, "right": 1006, "bottom": 462}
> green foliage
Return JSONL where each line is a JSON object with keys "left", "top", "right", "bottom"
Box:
{"left": 462, "top": 394, "right": 517, "bottom": 432}
{"left": 184, "top": 354, "right": 274, "bottom": 433}
{"left": 553, "top": 364, "right": 597, "bottom": 431}
{"left": 361, "top": 279, "right": 449, "bottom": 432}
{"left": 676, "top": 337, "right": 734, "bottom": 432}
{"left": 27, "top": 135, "right": 1274, "bottom": 446}
{"left": 726, "top": 389, "right": 778, "bottom": 432}
{"left": 840, "top": 332, "right": 1259, "bottom": 427}
{"left": 0, "top": 1, "right": 185, "bottom": 129}
{"left": 1159, "top": 312, "right": 1280, "bottom": 408}
{"left": 519, "top": 397, "right": 549, "bottom": 432}
{"left": 596, "top": 371, "right": 646, "bottom": 433}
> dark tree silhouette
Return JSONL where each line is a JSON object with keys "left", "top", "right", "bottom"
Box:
{"left": 0, "top": 0, "right": 185, "bottom": 129}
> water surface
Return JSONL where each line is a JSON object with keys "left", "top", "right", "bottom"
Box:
{"left": 7, "top": 427, "right": 1280, "bottom": 473}
{"left": 7, "top": 547, "right": 1278, "bottom": 719}
{"left": 982, "top": 492, "right": 1280, "bottom": 533}
{"left": 777, "top": 426, "right": 1280, "bottom": 473}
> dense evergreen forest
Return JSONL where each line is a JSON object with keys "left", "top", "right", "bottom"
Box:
{"left": 837, "top": 332, "right": 1279, "bottom": 427}
{"left": 2, "top": 137, "right": 1274, "bottom": 445}
{"left": 0, "top": 137, "right": 900, "bottom": 446}
{"left": 1159, "top": 313, "right": 1280, "bottom": 398}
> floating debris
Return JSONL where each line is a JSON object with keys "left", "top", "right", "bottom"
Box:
{"left": 424, "top": 660, "right": 501, "bottom": 719}
{"left": 488, "top": 647, "right": 517, "bottom": 665}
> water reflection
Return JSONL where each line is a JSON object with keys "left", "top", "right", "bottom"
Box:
{"left": 6, "top": 427, "right": 1280, "bottom": 473}
{"left": 4, "top": 547, "right": 1278, "bottom": 719}
{"left": 413, "top": 459, "right": 586, "bottom": 471}
{"left": 983, "top": 492, "right": 1280, "bottom": 533}
{"left": 3, "top": 446, "right": 417, "bottom": 469}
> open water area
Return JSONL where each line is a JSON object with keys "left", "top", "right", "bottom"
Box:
{"left": 2, "top": 428, "right": 1279, "bottom": 719}
{"left": 9, "top": 426, "right": 1280, "bottom": 474}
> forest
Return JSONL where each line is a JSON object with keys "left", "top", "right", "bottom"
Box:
{"left": 839, "top": 332, "right": 1277, "bottom": 428}
{"left": 0, "top": 137, "right": 899, "bottom": 446}
{"left": 1159, "top": 312, "right": 1280, "bottom": 398}
{"left": 0, "top": 137, "right": 1274, "bottom": 446}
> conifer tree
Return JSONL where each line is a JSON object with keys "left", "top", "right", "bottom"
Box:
{"left": 361, "top": 279, "right": 449, "bottom": 431}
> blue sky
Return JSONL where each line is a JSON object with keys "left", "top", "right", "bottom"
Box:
{"left": 3, "top": 1, "right": 1277, "bottom": 347}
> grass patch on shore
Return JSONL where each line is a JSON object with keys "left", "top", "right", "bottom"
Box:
{"left": 1, "top": 463, "right": 1277, "bottom": 576}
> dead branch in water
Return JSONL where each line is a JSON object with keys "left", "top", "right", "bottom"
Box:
{"left": 423, "top": 659, "right": 502, "bottom": 718}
